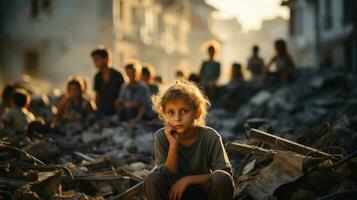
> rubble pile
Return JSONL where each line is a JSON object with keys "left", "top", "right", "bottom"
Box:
{"left": 1, "top": 115, "right": 161, "bottom": 199}
{"left": 209, "top": 68, "right": 357, "bottom": 199}
{"left": 1, "top": 68, "right": 357, "bottom": 199}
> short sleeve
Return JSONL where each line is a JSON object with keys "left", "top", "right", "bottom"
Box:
{"left": 154, "top": 129, "right": 177, "bottom": 178}
{"left": 138, "top": 85, "right": 151, "bottom": 104}
{"left": 118, "top": 84, "right": 127, "bottom": 100}
{"left": 209, "top": 133, "right": 233, "bottom": 175}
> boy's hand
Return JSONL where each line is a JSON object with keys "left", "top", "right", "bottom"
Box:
{"left": 169, "top": 177, "right": 190, "bottom": 200}
{"left": 164, "top": 123, "right": 179, "bottom": 146}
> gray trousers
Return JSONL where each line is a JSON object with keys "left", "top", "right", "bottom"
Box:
{"left": 144, "top": 170, "right": 234, "bottom": 200}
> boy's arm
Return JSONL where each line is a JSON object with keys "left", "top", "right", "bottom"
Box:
{"left": 154, "top": 128, "right": 178, "bottom": 176}
{"left": 210, "top": 134, "right": 233, "bottom": 175}
{"left": 165, "top": 139, "right": 178, "bottom": 174}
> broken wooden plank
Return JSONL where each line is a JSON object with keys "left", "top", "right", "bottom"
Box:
{"left": 248, "top": 128, "right": 333, "bottom": 157}
{"left": 226, "top": 142, "right": 276, "bottom": 158}
{"left": 111, "top": 181, "right": 144, "bottom": 200}
{"left": 111, "top": 165, "right": 157, "bottom": 200}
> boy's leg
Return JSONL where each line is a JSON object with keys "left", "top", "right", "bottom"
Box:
{"left": 144, "top": 171, "right": 173, "bottom": 200}
{"left": 203, "top": 170, "right": 234, "bottom": 200}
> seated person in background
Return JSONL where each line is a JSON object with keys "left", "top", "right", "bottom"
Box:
{"left": 116, "top": 63, "right": 151, "bottom": 122}
{"left": 54, "top": 78, "right": 94, "bottom": 126}
{"left": 217, "top": 63, "right": 244, "bottom": 110}
{"left": 265, "top": 39, "right": 295, "bottom": 82}
{"left": 188, "top": 73, "right": 201, "bottom": 86}
{"left": 0, "top": 82, "right": 17, "bottom": 117}
{"left": 91, "top": 48, "right": 124, "bottom": 116}
{"left": 226, "top": 63, "right": 244, "bottom": 90}
{"left": 175, "top": 70, "right": 186, "bottom": 80}
{"left": 141, "top": 64, "right": 159, "bottom": 95}
{"left": 1, "top": 88, "right": 36, "bottom": 132}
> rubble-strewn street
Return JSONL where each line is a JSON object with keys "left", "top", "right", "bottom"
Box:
{"left": 1, "top": 67, "right": 356, "bottom": 200}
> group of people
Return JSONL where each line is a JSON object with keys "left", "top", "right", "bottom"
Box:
{"left": 0, "top": 39, "right": 296, "bottom": 200}
{"left": 0, "top": 39, "right": 295, "bottom": 134}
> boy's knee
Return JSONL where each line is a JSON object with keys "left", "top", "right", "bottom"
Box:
{"left": 144, "top": 172, "right": 162, "bottom": 186}
{"left": 210, "top": 170, "right": 233, "bottom": 186}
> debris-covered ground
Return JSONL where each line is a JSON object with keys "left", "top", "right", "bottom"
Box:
{"left": 1, "top": 68, "right": 357, "bottom": 200}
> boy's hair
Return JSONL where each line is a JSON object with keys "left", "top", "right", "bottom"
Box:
{"left": 11, "top": 89, "right": 30, "bottom": 108}
{"left": 152, "top": 79, "right": 210, "bottom": 126}
{"left": 67, "top": 77, "right": 83, "bottom": 92}
{"left": 91, "top": 48, "right": 109, "bottom": 58}
{"left": 142, "top": 64, "right": 155, "bottom": 78}
{"left": 125, "top": 61, "right": 141, "bottom": 73}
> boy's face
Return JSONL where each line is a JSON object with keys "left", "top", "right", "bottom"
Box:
{"left": 163, "top": 98, "right": 197, "bottom": 134}
{"left": 126, "top": 68, "right": 136, "bottom": 82}
{"left": 92, "top": 55, "right": 108, "bottom": 70}
{"left": 68, "top": 84, "right": 81, "bottom": 99}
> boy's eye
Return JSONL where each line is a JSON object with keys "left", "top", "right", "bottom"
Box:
{"left": 181, "top": 109, "right": 188, "bottom": 114}
{"left": 167, "top": 111, "right": 174, "bottom": 116}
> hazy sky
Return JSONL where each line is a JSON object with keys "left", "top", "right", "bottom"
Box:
{"left": 206, "top": 0, "right": 289, "bottom": 31}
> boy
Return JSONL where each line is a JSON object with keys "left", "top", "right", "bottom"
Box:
{"left": 144, "top": 80, "right": 234, "bottom": 200}
{"left": 141, "top": 64, "right": 159, "bottom": 95}
{"left": 92, "top": 48, "right": 124, "bottom": 116}
{"left": 1, "top": 88, "right": 36, "bottom": 132}
{"left": 116, "top": 63, "right": 151, "bottom": 122}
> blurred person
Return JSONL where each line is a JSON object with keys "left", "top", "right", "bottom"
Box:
{"left": 265, "top": 39, "right": 295, "bottom": 81}
{"left": 0, "top": 82, "right": 17, "bottom": 117}
{"left": 175, "top": 70, "right": 185, "bottom": 79}
{"left": 116, "top": 63, "right": 151, "bottom": 122}
{"left": 1, "top": 88, "right": 36, "bottom": 132}
{"left": 217, "top": 63, "right": 244, "bottom": 110}
{"left": 247, "top": 45, "right": 264, "bottom": 79}
{"left": 91, "top": 48, "right": 124, "bottom": 116}
{"left": 200, "top": 44, "right": 221, "bottom": 102}
{"left": 141, "top": 64, "right": 159, "bottom": 95}
{"left": 188, "top": 73, "right": 201, "bottom": 85}
{"left": 53, "top": 77, "right": 94, "bottom": 126}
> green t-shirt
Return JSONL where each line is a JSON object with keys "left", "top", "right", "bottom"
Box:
{"left": 154, "top": 126, "right": 233, "bottom": 178}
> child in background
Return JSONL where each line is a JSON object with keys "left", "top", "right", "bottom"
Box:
{"left": 0, "top": 82, "right": 16, "bottom": 117}
{"left": 144, "top": 80, "right": 234, "bottom": 200}
{"left": 141, "top": 64, "right": 159, "bottom": 95}
{"left": 116, "top": 63, "right": 151, "bottom": 122}
{"left": 54, "top": 78, "right": 94, "bottom": 126}
{"left": 1, "top": 88, "right": 36, "bottom": 132}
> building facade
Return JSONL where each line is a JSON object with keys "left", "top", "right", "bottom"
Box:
{"left": 282, "top": 0, "right": 357, "bottom": 70}
{"left": 0, "top": 0, "right": 218, "bottom": 87}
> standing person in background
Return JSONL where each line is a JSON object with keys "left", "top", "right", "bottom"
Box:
{"left": 200, "top": 44, "right": 221, "bottom": 103}
{"left": 91, "top": 48, "right": 124, "bottom": 117}
{"left": 247, "top": 45, "right": 264, "bottom": 80}
{"left": 264, "top": 39, "right": 295, "bottom": 82}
